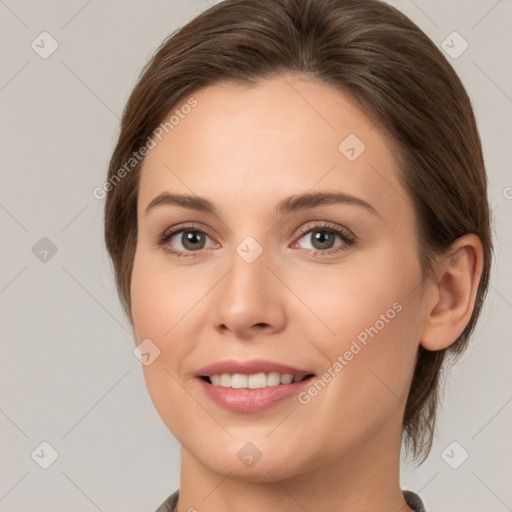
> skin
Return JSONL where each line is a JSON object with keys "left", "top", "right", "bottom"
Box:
{"left": 130, "top": 74, "right": 483, "bottom": 512}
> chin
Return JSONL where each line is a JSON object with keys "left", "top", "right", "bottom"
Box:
{"left": 185, "top": 438, "right": 308, "bottom": 482}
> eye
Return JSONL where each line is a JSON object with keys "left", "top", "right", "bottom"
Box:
{"left": 157, "top": 224, "right": 216, "bottom": 258}
{"left": 293, "top": 222, "right": 355, "bottom": 255}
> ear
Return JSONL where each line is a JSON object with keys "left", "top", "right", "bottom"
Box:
{"left": 420, "top": 233, "right": 484, "bottom": 351}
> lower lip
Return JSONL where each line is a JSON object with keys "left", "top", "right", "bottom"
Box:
{"left": 196, "top": 376, "right": 314, "bottom": 412}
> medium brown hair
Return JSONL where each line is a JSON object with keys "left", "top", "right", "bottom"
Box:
{"left": 104, "top": 0, "right": 492, "bottom": 463}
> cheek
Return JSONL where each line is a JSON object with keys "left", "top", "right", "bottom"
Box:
{"left": 130, "top": 247, "right": 209, "bottom": 390}
{"left": 130, "top": 250, "right": 201, "bottom": 436}
{"left": 305, "top": 245, "right": 423, "bottom": 410}
{"left": 304, "top": 243, "right": 420, "bottom": 341}
{"left": 130, "top": 248, "right": 202, "bottom": 342}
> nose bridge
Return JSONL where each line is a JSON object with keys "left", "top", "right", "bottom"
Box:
{"left": 211, "top": 234, "right": 286, "bottom": 336}
{"left": 224, "top": 235, "right": 272, "bottom": 308}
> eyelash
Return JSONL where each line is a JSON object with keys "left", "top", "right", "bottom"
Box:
{"left": 155, "top": 221, "right": 356, "bottom": 259}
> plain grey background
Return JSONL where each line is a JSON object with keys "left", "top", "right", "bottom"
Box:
{"left": 0, "top": 0, "right": 511, "bottom": 511}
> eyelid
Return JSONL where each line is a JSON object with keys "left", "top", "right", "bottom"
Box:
{"left": 295, "top": 220, "right": 354, "bottom": 240}
{"left": 159, "top": 222, "right": 216, "bottom": 243}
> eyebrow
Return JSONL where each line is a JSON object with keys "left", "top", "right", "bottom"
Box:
{"left": 145, "top": 191, "right": 380, "bottom": 217}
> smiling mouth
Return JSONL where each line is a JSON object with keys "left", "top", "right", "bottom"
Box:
{"left": 199, "top": 372, "right": 316, "bottom": 389}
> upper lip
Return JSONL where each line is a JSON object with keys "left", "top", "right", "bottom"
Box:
{"left": 195, "top": 359, "right": 315, "bottom": 377}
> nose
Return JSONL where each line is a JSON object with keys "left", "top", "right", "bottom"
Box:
{"left": 210, "top": 245, "right": 287, "bottom": 340}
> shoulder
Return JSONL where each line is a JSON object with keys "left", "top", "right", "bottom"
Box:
{"left": 155, "top": 489, "right": 179, "bottom": 512}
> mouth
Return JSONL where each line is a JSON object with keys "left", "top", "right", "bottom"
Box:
{"left": 195, "top": 364, "right": 317, "bottom": 412}
{"left": 198, "top": 372, "right": 316, "bottom": 388}
{"left": 194, "top": 358, "right": 316, "bottom": 390}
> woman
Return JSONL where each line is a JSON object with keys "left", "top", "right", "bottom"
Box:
{"left": 103, "top": 0, "right": 492, "bottom": 510}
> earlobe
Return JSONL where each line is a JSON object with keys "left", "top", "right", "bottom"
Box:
{"left": 420, "top": 234, "right": 484, "bottom": 351}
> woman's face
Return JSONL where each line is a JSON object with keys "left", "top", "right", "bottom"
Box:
{"left": 131, "top": 75, "right": 427, "bottom": 479}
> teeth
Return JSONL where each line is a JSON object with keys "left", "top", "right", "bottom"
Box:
{"left": 231, "top": 374, "right": 248, "bottom": 388}
{"left": 207, "top": 372, "right": 308, "bottom": 388}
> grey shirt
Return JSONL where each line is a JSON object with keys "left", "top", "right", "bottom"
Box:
{"left": 155, "top": 489, "right": 426, "bottom": 511}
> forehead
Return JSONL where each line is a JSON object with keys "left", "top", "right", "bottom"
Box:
{"left": 138, "top": 75, "right": 410, "bottom": 224}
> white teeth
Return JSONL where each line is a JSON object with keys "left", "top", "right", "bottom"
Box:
{"left": 231, "top": 374, "right": 248, "bottom": 388}
{"left": 266, "top": 372, "right": 281, "bottom": 387}
{"left": 248, "top": 372, "right": 267, "bottom": 389}
{"left": 207, "top": 372, "right": 308, "bottom": 388}
{"left": 280, "top": 373, "right": 294, "bottom": 384}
